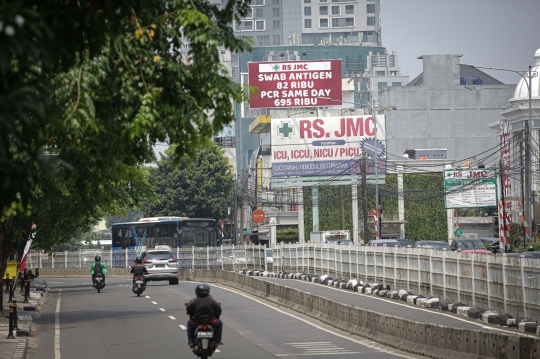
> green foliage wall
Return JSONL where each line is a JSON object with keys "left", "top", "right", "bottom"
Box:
{"left": 302, "top": 173, "right": 447, "bottom": 242}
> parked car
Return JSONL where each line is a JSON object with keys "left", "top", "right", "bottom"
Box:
{"left": 142, "top": 247, "right": 179, "bottom": 285}
{"left": 480, "top": 238, "right": 500, "bottom": 253}
{"left": 504, "top": 251, "right": 540, "bottom": 258}
{"left": 415, "top": 240, "right": 451, "bottom": 251}
{"left": 449, "top": 239, "right": 493, "bottom": 255}
{"left": 367, "top": 239, "right": 401, "bottom": 247}
{"left": 395, "top": 239, "right": 415, "bottom": 247}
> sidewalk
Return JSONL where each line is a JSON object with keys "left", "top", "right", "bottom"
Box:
{"left": 0, "top": 279, "right": 45, "bottom": 359}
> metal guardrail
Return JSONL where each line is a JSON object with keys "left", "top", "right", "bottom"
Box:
{"left": 25, "top": 243, "right": 540, "bottom": 321}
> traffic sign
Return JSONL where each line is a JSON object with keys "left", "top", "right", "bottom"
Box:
{"left": 454, "top": 227, "right": 463, "bottom": 238}
{"left": 252, "top": 210, "right": 266, "bottom": 223}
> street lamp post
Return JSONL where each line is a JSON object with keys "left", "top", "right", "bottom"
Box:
{"left": 463, "top": 64, "right": 538, "bottom": 244}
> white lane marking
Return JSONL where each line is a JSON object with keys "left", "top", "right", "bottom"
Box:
{"left": 159, "top": 308, "right": 166, "bottom": 312}
{"left": 276, "top": 352, "right": 363, "bottom": 356}
{"left": 145, "top": 296, "right": 151, "bottom": 298}
{"left": 179, "top": 325, "right": 187, "bottom": 330}
{"left": 151, "top": 301, "right": 158, "bottom": 304}
{"left": 169, "top": 316, "right": 176, "bottom": 320}
{"left": 55, "top": 289, "right": 62, "bottom": 359}
{"left": 212, "top": 284, "right": 417, "bottom": 358}
{"left": 286, "top": 342, "right": 333, "bottom": 345}
{"left": 48, "top": 282, "right": 63, "bottom": 284}
{"left": 215, "top": 349, "right": 221, "bottom": 353}
{"left": 270, "top": 279, "right": 537, "bottom": 338}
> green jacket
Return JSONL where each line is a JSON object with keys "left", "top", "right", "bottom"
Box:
{"left": 91, "top": 262, "right": 108, "bottom": 275}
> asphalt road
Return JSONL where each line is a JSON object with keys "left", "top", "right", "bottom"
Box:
{"left": 28, "top": 278, "right": 424, "bottom": 359}
{"left": 258, "top": 277, "right": 531, "bottom": 337}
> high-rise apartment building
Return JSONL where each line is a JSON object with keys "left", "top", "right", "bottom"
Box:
{"left": 210, "top": 0, "right": 381, "bottom": 47}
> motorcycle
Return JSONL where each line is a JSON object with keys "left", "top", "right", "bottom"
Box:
{"left": 192, "top": 323, "right": 216, "bottom": 359}
{"left": 94, "top": 273, "right": 105, "bottom": 293}
{"left": 132, "top": 275, "right": 146, "bottom": 297}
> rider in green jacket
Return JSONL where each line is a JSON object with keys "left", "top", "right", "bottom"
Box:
{"left": 91, "top": 255, "right": 108, "bottom": 287}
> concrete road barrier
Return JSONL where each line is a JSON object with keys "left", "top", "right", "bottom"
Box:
{"left": 178, "top": 269, "right": 540, "bottom": 359}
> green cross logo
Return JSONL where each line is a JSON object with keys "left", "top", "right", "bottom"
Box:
{"left": 278, "top": 121, "right": 294, "bottom": 139}
{"left": 272, "top": 64, "right": 280, "bottom": 71}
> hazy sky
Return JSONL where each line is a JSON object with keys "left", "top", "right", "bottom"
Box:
{"left": 380, "top": 0, "right": 540, "bottom": 84}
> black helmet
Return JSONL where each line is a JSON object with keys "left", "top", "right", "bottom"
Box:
{"left": 95, "top": 255, "right": 101, "bottom": 262}
{"left": 135, "top": 256, "right": 142, "bottom": 264}
{"left": 195, "top": 283, "right": 210, "bottom": 297}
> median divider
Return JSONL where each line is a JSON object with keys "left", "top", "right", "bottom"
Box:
{"left": 180, "top": 269, "right": 539, "bottom": 359}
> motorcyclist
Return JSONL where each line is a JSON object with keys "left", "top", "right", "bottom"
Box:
{"left": 130, "top": 256, "right": 148, "bottom": 283}
{"left": 91, "top": 255, "right": 107, "bottom": 287}
{"left": 185, "top": 283, "right": 223, "bottom": 348}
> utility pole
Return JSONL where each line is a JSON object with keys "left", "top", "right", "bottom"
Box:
{"left": 521, "top": 138, "right": 527, "bottom": 244}
{"left": 240, "top": 172, "right": 245, "bottom": 245}
{"left": 361, "top": 153, "right": 368, "bottom": 243}
{"left": 524, "top": 69, "right": 532, "bottom": 246}
{"left": 499, "top": 160, "right": 508, "bottom": 253}
{"left": 233, "top": 175, "right": 238, "bottom": 245}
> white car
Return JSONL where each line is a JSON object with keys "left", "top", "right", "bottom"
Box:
{"left": 142, "top": 248, "right": 179, "bottom": 285}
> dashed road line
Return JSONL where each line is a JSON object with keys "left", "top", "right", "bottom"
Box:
{"left": 145, "top": 296, "right": 150, "bottom": 298}
{"left": 159, "top": 308, "right": 166, "bottom": 312}
{"left": 151, "top": 301, "right": 158, "bottom": 304}
{"left": 179, "top": 325, "right": 187, "bottom": 330}
{"left": 169, "top": 316, "right": 176, "bottom": 320}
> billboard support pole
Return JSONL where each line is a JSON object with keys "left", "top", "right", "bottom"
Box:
{"left": 352, "top": 180, "right": 358, "bottom": 244}
{"left": 313, "top": 187, "right": 319, "bottom": 232}
{"left": 362, "top": 154, "right": 369, "bottom": 243}
{"left": 298, "top": 187, "right": 304, "bottom": 243}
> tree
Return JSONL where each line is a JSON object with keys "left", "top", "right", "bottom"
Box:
{"left": 106, "top": 209, "right": 143, "bottom": 228}
{"left": 1, "top": 0, "right": 251, "bottom": 216}
{"left": 0, "top": 0, "right": 251, "bottom": 311}
{"left": 144, "top": 142, "right": 233, "bottom": 220}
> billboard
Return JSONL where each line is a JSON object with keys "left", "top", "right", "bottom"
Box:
{"left": 444, "top": 169, "right": 497, "bottom": 208}
{"left": 248, "top": 60, "right": 342, "bottom": 109}
{"left": 271, "top": 116, "right": 386, "bottom": 177}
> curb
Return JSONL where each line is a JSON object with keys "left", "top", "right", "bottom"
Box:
{"left": 12, "top": 338, "right": 28, "bottom": 359}
{"left": 253, "top": 270, "right": 539, "bottom": 336}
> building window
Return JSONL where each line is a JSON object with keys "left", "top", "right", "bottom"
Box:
{"left": 273, "top": 35, "right": 280, "bottom": 45}
{"left": 305, "top": 19, "right": 312, "bottom": 28}
{"left": 245, "top": 8, "right": 253, "bottom": 18}
{"left": 367, "top": 4, "right": 375, "bottom": 13}
{"left": 273, "top": 20, "right": 280, "bottom": 29}
{"left": 331, "top": 5, "right": 340, "bottom": 15}
{"left": 392, "top": 82, "right": 402, "bottom": 87}
{"left": 304, "top": 0, "right": 311, "bottom": 3}
{"left": 345, "top": 5, "right": 354, "bottom": 14}
{"left": 255, "top": 20, "right": 265, "bottom": 31}
{"left": 319, "top": 18, "right": 329, "bottom": 28}
{"left": 319, "top": 0, "right": 328, "bottom": 3}
{"left": 331, "top": 17, "right": 354, "bottom": 28}
{"left": 319, "top": 6, "right": 328, "bottom": 15}
{"left": 304, "top": 6, "right": 311, "bottom": 16}
{"left": 255, "top": 8, "right": 264, "bottom": 17}
{"left": 378, "top": 82, "right": 387, "bottom": 88}
{"left": 257, "top": 35, "right": 270, "bottom": 46}
{"left": 367, "top": 17, "right": 376, "bottom": 26}
{"left": 253, "top": 0, "right": 265, "bottom": 5}
{"left": 273, "top": 7, "right": 280, "bottom": 16}
{"left": 272, "top": 0, "right": 279, "bottom": 4}
{"left": 243, "top": 21, "right": 254, "bottom": 31}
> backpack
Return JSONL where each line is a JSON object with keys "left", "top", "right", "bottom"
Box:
{"left": 94, "top": 262, "right": 102, "bottom": 275}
